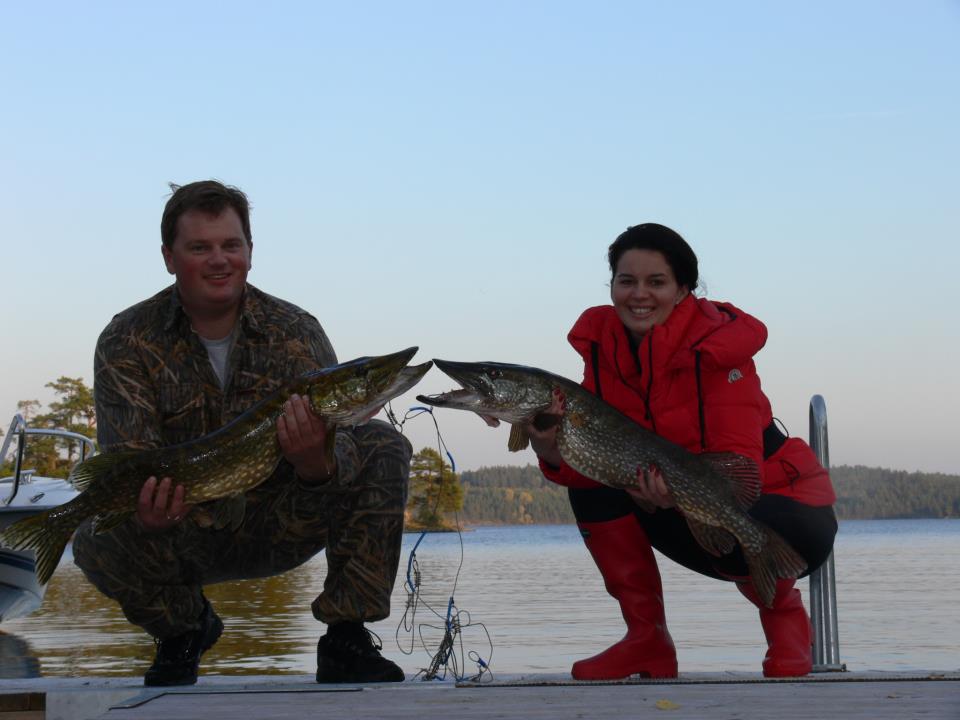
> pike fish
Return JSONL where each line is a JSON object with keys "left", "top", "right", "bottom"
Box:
{"left": 2, "top": 347, "right": 431, "bottom": 585}
{"left": 417, "top": 359, "right": 806, "bottom": 607}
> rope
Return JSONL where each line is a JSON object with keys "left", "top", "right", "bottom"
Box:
{"left": 386, "top": 402, "right": 494, "bottom": 683}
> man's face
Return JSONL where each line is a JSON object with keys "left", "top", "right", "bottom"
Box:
{"left": 161, "top": 207, "right": 252, "bottom": 322}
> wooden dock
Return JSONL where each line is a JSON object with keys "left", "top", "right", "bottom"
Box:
{"left": 0, "top": 671, "right": 956, "bottom": 720}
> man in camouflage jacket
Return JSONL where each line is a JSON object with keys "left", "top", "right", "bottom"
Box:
{"left": 73, "top": 180, "right": 411, "bottom": 686}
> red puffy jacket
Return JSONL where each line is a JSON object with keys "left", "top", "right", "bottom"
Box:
{"left": 540, "top": 297, "right": 835, "bottom": 506}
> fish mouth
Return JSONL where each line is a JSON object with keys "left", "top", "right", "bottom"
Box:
{"left": 416, "top": 387, "right": 482, "bottom": 409}
{"left": 349, "top": 348, "right": 428, "bottom": 409}
{"left": 392, "top": 346, "right": 419, "bottom": 365}
{"left": 388, "top": 361, "right": 434, "bottom": 397}
{"left": 428, "top": 359, "right": 496, "bottom": 394}
{"left": 350, "top": 346, "right": 420, "bottom": 371}
{"left": 343, "top": 346, "right": 421, "bottom": 381}
{"left": 344, "top": 360, "right": 433, "bottom": 423}
{"left": 416, "top": 359, "right": 495, "bottom": 410}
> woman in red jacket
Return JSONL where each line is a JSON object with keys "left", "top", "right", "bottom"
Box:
{"left": 525, "top": 223, "right": 837, "bottom": 680}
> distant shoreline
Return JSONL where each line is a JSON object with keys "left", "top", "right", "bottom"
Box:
{"left": 448, "top": 463, "right": 960, "bottom": 525}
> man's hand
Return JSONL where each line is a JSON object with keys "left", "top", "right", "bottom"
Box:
{"left": 137, "top": 476, "right": 191, "bottom": 532}
{"left": 626, "top": 463, "right": 676, "bottom": 511}
{"left": 277, "top": 393, "right": 337, "bottom": 482}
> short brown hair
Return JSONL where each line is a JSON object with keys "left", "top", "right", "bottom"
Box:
{"left": 160, "top": 180, "right": 252, "bottom": 249}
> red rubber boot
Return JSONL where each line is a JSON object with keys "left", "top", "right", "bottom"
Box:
{"left": 571, "top": 515, "right": 677, "bottom": 680}
{"left": 737, "top": 578, "right": 813, "bottom": 677}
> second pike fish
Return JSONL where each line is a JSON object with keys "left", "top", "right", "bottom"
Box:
{"left": 1, "top": 347, "right": 431, "bottom": 585}
{"left": 418, "top": 359, "right": 806, "bottom": 607}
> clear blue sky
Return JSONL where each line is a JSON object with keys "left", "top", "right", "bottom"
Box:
{"left": 2, "top": 1, "right": 958, "bottom": 474}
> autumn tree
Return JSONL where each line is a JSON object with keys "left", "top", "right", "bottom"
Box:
{"left": 407, "top": 447, "right": 463, "bottom": 530}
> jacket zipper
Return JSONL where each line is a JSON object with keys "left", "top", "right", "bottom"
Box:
{"left": 695, "top": 349, "right": 706, "bottom": 450}
{"left": 645, "top": 336, "right": 656, "bottom": 432}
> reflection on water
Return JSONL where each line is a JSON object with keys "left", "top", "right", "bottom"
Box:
{"left": 0, "top": 632, "right": 40, "bottom": 678}
{"left": 2, "top": 520, "right": 959, "bottom": 679}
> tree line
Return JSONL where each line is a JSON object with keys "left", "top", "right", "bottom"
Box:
{"left": 4, "top": 378, "right": 958, "bottom": 524}
{"left": 459, "top": 464, "right": 574, "bottom": 524}
{"left": 829, "top": 465, "right": 960, "bottom": 519}
{"left": 454, "top": 463, "right": 960, "bottom": 523}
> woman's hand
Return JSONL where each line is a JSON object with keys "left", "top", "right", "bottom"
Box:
{"left": 524, "top": 389, "right": 565, "bottom": 467}
{"left": 137, "top": 476, "right": 191, "bottom": 532}
{"left": 475, "top": 390, "right": 566, "bottom": 466}
{"left": 626, "top": 463, "right": 676, "bottom": 511}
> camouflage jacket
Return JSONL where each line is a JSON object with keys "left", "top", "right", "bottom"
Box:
{"left": 94, "top": 282, "right": 335, "bottom": 458}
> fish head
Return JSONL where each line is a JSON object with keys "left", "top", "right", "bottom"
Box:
{"left": 307, "top": 347, "right": 429, "bottom": 423}
{"left": 378, "top": 360, "right": 434, "bottom": 405}
{"left": 417, "top": 359, "right": 556, "bottom": 424}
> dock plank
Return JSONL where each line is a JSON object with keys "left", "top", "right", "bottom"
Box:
{"left": 2, "top": 672, "right": 956, "bottom": 720}
{"left": 97, "top": 676, "right": 959, "bottom": 720}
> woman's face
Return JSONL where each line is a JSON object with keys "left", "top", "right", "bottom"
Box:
{"left": 610, "top": 248, "right": 688, "bottom": 342}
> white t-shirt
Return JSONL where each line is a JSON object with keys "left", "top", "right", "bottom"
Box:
{"left": 199, "top": 332, "right": 234, "bottom": 388}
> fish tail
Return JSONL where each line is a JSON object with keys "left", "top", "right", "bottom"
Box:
{"left": 0, "top": 509, "right": 77, "bottom": 585}
{"left": 744, "top": 527, "right": 807, "bottom": 608}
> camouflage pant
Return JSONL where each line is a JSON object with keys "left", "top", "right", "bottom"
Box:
{"left": 73, "top": 420, "right": 411, "bottom": 638}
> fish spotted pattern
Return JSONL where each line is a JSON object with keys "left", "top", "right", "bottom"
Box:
{"left": 419, "top": 359, "right": 806, "bottom": 607}
{"left": 2, "top": 348, "right": 430, "bottom": 585}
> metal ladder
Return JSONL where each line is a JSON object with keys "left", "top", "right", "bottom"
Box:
{"left": 808, "top": 395, "right": 846, "bottom": 672}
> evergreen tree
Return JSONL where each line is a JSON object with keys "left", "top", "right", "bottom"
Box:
{"left": 407, "top": 447, "right": 463, "bottom": 530}
{"left": 37, "top": 377, "right": 96, "bottom": 464}
{"left": 40, "top": 377, "right": 96, "bottom": 432}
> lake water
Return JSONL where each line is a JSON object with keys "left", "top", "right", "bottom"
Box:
{"left": 2, "top": 519, "right": 958, "bottom": 680}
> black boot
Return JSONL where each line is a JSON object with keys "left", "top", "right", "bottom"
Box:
{"left": 316, "top": 623, "right": 405, "bottom": 683}
{"left": 144, "top": 600, "right": 224, "bottom": 687}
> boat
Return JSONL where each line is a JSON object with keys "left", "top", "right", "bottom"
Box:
{"left": 0, "top": 414, "right": 95, "bottom": 621}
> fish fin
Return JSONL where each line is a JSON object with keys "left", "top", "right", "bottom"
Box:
{"left": 507, "top": 424, "right": 530, "bottom": 452}
{"left": 744, "top": 526, "right": 808, "bottom": 607}
{"left": 0, "top": 509, "right": 74, "bottom": 585}
{"left": 686, "top": 517, "right": 737, "bottom": 557}
{"left": 92, "top": 511, "right": 131, "bottom": 534}
{"left": 206, "top": 496, "right": 247, "bottom": 531}
{"left": 68, "top": 451, "right": 138, "bottom": 492}
{"left": 701, "top": 452, "right": 762, "bottom": 509}
{"left": 191, "top": 506, "right": 215, "bottom": 528}
{"left": 324, "top": 425, "right": 338, "bottom": 465}
{"left": 227, "top": 495, "right": 247, "bottom": 532}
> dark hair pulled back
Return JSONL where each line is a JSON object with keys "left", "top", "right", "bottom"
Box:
{"left": 607, "top": 223, "right": 698, "bottom": 292}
